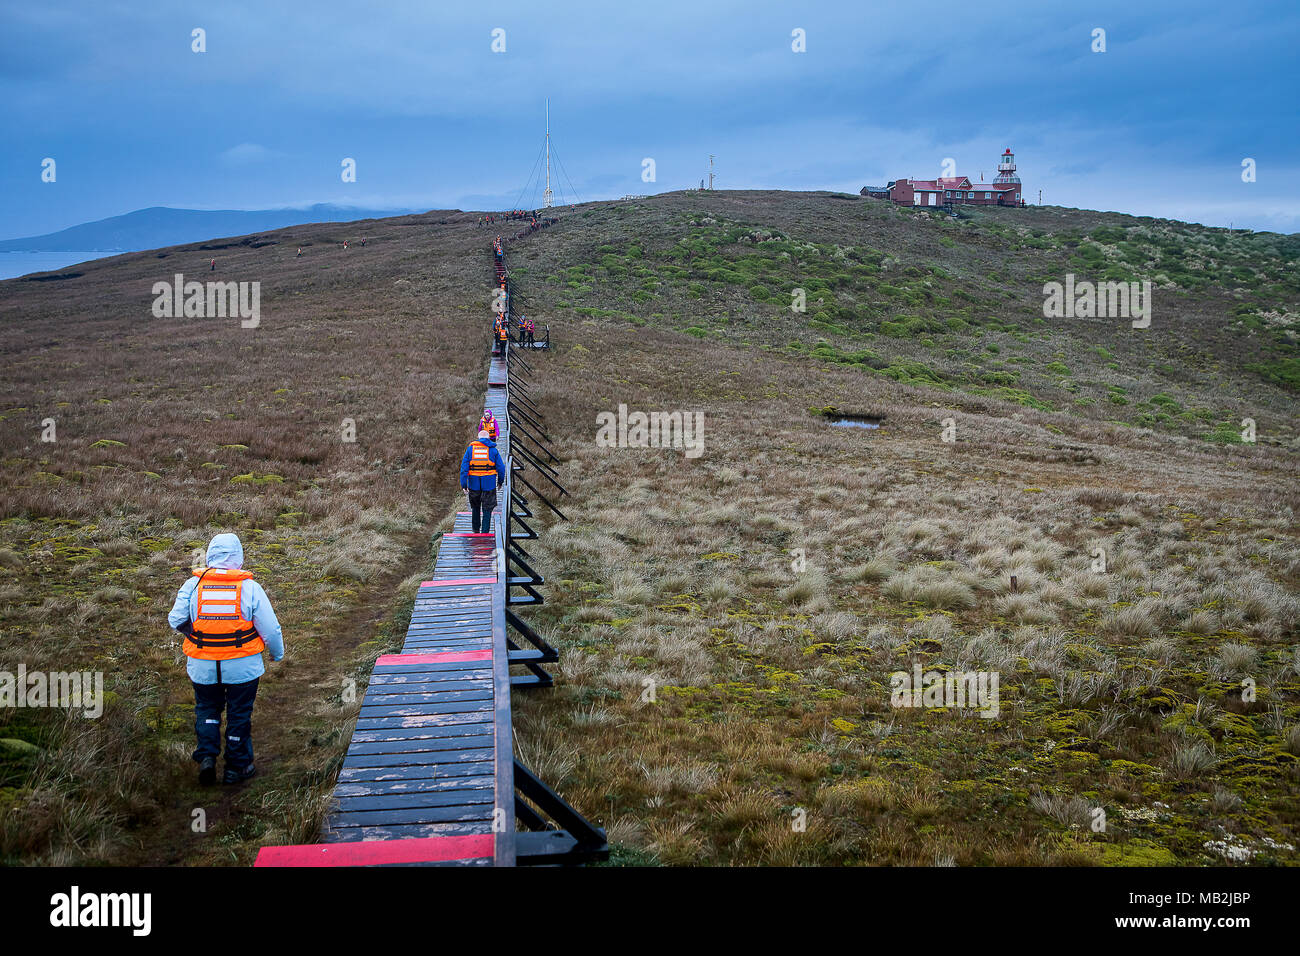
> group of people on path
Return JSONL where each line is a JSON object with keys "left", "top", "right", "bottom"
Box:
{"left": 517, "top": 313, "right": 536, "bottom": 346}
{"left": 493, "top": 313, "right": 510, "bottom": 354}
{"left": 510, "top": 215, "right": 557, "bottom": 241}
{"left": 478, "top": 210, "right": 532, "bottom": 226}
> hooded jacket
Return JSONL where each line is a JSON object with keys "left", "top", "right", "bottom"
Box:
{"left": 167, "top": 533, "right": 284, "bottom": 685}
{"left": 460, "top": 436, "right": 506, "bottom": 492}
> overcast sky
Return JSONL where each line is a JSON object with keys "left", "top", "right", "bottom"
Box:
{"left": 2, "top": 0, "right": 1297, "bottom": 238}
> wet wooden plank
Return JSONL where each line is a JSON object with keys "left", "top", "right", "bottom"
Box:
{"left": 358, "top": 700, "right": 493, "bottom": 718}
{"left": 332, "top": 786, "right": 495, "bottom": 812}
{"left": 345, "top": 733, "right": 496, "bottom": 755}
{"left": 327, "top": 802, "right": 493, "bottom": 827}
{"left": 324, "top": 822, "right": 493, "bottom": 842}
{"left": 341, "top": 744, "right": 494, "bottom": 768}
{"left": 338, "top": 761, "right": 495, "bottom": 783}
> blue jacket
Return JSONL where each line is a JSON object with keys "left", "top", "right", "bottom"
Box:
{"left": 460, "top": 436, "right": 506, "bottom": 491}
{"left": 167, "top": 533, "right": 284, "bottom": 685}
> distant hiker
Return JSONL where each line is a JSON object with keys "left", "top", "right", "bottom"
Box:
{"left": 167, "top": 533, "right": 283, "bottom": 786}
{"left": 525, "top": 318, "right": 535, "bottom": 346}
{"left": 494, "top": 316, "right": 509, "bottom": 355}
{"left": 479, "top": 408, "right": 499, "bottom": 441}
{"left": 460, "top": 429, "right": 506, "bottom": 533}
{"left": 343, "top": 240, "right": 348, "bottom": 250}
{"left": 360, "top": 237, "right": 366, "bottom": 246}
{"left": 210, "top": 258, "right": 216, "bottom": 271}
{"left": 295, "top": 247, "right": 302, "bottom": 257}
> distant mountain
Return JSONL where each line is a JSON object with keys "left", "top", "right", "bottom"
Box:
{"left": 0, "top": 204, "right": 423, "bottom": 253}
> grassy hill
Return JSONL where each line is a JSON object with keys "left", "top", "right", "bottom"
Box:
{"left": 1, "top": 191, "right": 1296, "bottom": 866}
{"left": 513, "top": 191, "right": 1300, "bottom": 443}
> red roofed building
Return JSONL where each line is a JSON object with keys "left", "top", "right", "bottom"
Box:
{"left": 863, "top": 148, "right": 1025, "bottom": 208}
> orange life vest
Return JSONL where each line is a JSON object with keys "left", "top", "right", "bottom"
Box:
{"left": 479, "top": 415, "right": 498, "bottom": 439}
{"left": 467, "top": 440, "right": 496, "bottom": 477}
{"left": 183, "top": 568, "right": 266, "bottom": 660}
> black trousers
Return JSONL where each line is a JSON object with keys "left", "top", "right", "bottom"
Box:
{"left": 467, "top": 485, "right": 497, "bottom": 533}
{"left": 192, "top": 677, "right": 259, "bottom": 769}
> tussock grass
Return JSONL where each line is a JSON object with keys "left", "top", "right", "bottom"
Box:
{"left": 882, "top": 568, "right": 976, "bottom": 610}
{"left": 1171, "top": 740, "right": 1218, "bottom": 778}
{"left": 1030, "top": 791, "right": 1094, "bottom": 828}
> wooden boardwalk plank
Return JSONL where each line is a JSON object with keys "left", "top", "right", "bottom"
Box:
{"left": 327, "top": 804, "right": 493, "bottom": 827}
{"left": 345, "top": 733, "right": 496, "bottom": 755}
{"left": 338, "top": 762, "right": 495, "bottom": 784}
{"left": 332, "top": 786, "right": 495, "bottom": 812}
{"left": 341, "top": 745, "right": 494, "bottom": 768}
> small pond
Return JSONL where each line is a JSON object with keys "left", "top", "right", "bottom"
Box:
{"left": 823, "top": 410, "right": 885, "bottom": 430}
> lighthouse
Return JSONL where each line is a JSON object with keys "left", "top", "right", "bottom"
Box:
{"left": 993, "top": 148, "right": 1020, "bottom": 189}
{"left": 992, "top": 147, "right": 1024, "bottom": 206}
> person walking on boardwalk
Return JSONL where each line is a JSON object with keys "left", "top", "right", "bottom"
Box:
{"left": 524, "top": 318, "right": 536, "bottom": 347}
{"left": 167, "top": 533, "right": 283, "bottom": 786}
{"left": 494, "top": 315, "right": 509, "bottom": 355}
{"left": 461, "top": 429, "right": 506, "bottom": 534}
{"left": 479, "top": 407, "right": 499, "bottom": 441}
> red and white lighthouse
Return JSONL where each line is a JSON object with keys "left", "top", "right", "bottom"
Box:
{"left": 993, "top": 148, "right": 1021, "bottom": 193}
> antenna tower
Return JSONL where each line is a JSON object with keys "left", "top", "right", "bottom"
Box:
{"left": 542, "top": 100, "right": 553, "bottom": 209}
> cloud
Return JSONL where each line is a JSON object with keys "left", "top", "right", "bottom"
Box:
{"left": 218, "top": 143, "right": 282, "bottom": 167}
{"left": 0, "top": 1, "right": 1296, "bottom": 236}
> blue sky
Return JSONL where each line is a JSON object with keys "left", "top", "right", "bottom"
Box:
{"left": 2, "top": 0, "right": 1297, "bottom": 238}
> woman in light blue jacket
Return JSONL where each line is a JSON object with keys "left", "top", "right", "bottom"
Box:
{"left": 167, "top": 533, "right": 283, "bottom": 785}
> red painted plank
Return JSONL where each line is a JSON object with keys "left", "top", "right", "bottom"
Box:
{"left": 254, "top": 834, "right": 493, "bottom": 867}
{"left": 419, "top": 576, "right": 496, "bottom": 587}
{"left": 375, "top": 650, "right": 493, "bottom": 666}
{"left": 444, "top": 532, "right": 495, "bottom": 538}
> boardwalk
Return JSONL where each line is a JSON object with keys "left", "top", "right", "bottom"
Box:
{"left": 255, "top": 237, "right": 603, "bottom": 867}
